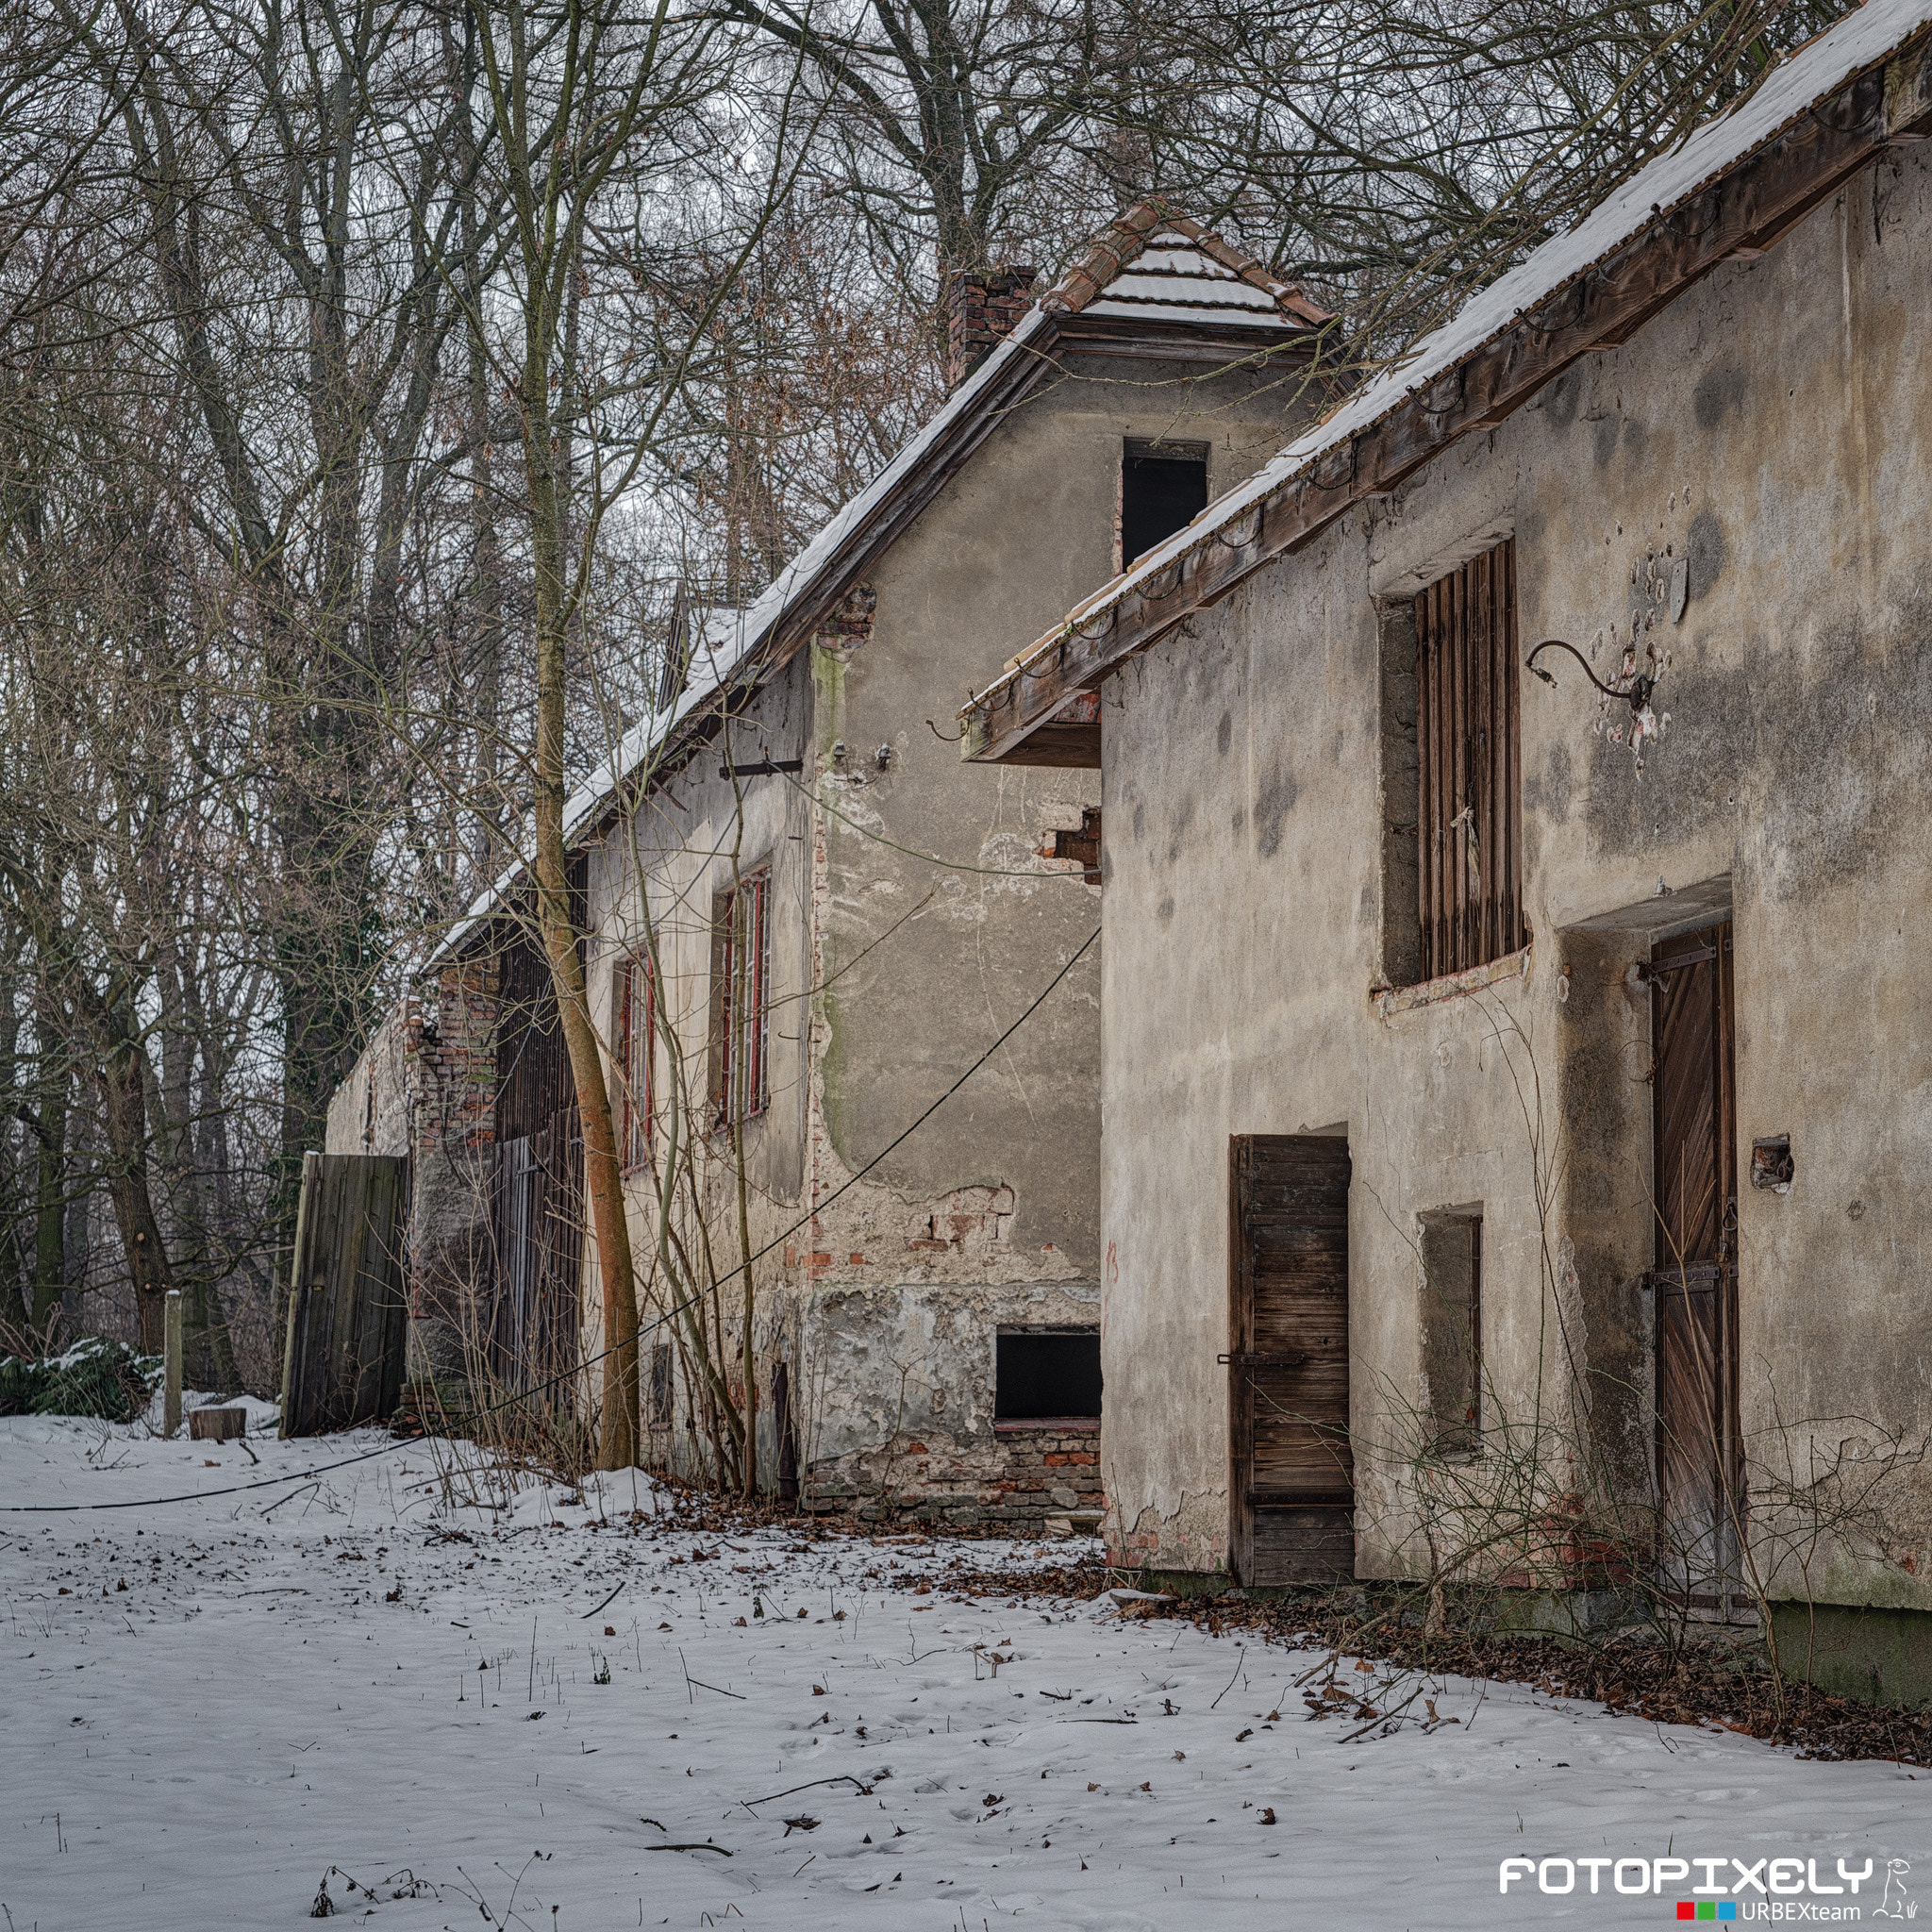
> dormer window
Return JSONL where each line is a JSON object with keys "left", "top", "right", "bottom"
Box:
{"left": 1122, "top": 438, "right": 1209, "bottom": 568}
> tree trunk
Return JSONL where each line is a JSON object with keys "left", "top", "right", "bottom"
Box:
{"left": 525, "top": 382, "right": 640, "bottom": 1472}
{"left": 32, "top": 1063, "right": 68, "bottom": 1339}
{"left": 95, "top": 1008, "right": 174, "bottom": 1352}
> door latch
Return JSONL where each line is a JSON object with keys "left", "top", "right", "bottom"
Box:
{"left": 1217, "top": 1351, "right": 1308, "bottom": 1369}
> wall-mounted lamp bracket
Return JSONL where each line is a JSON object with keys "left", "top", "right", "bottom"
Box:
{"left": 1525, "top": 638, "right": 1655, "bottom": 714}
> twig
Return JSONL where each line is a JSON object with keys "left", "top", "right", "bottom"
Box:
{"left": 260, "top": 1482, "right": 320, "bottom": 1517}
{"left": 581, "top": 1578, "right": 625, "bottom": 1619}
{"left": 645, "top": 1843, "right": 731, "bottom": 1857}
{"left": 743, "top": 1774, "right": 870, "bottom": 1807}
{"left": 679, "top": 1648, "right": 744, "bottom": 1699}
{"left": 1208, "top": 1643, "right": 1246, "bottom": 1710}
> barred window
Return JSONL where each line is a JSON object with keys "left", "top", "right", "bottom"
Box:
{"left": 1415, "top": 541, "right": 1524, "bottom": 980}
{"left": 711, "top": 870, "right": 771, "bottom": 1128}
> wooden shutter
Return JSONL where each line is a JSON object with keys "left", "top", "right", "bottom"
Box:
{"left": 1415, "top": 541, "right": 1524, "bottom": 980}
{"left": 618, "top": 957, "right": 655, "bottom": 1169}
{"left": 716, "top": 872, "right": 771, "bottom": 1126}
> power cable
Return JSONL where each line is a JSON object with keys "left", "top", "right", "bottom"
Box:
{"left": 2, "top": 924, "right": 1101, "bottom": 1514}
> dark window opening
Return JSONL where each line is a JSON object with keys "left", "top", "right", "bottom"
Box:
{"left": 1122, "top": 439, "right": 1208, "bottom": 568}
{"left": 1052, "top": 808, "right": 1102, "bottom": 885}
{"left": 995, "top": 1329, "right": 1102, "bottom": 1421}
{"left": 1419, "top": 1209, "right": 1482, "bottom": 1455}
{"left": 647, "top": 1343, "right": 674, "bottom": 1430}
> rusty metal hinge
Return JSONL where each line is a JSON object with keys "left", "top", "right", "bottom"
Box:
{"left": 1217, "top": 1351, "right": 1308, "bottom": 1370}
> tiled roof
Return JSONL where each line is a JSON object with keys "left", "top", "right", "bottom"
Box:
{"left": 1045, "top": 202, "right": 1328, "bottom": 329}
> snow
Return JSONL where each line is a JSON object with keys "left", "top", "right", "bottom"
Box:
{"left": 978, "top": 0, "right": 1932, "bottom": 717}
{"left": 2, "top": 1414, "right": 1924, "bottom": 1931}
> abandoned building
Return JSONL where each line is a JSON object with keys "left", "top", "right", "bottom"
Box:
{"left": 961, "top": 4, "right": 1932, "bottom": 1694}
{"left": 325, "top": 202, "right": 1330, "bottom": 1526}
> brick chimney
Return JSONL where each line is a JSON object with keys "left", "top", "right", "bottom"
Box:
{"left": 944, "top": 264, "right": 1038, "bottom": 391}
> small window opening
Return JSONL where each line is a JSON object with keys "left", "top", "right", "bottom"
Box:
{"left": 1052, "top": 808, "right": 1102, "bottom": 885}
{"left": 647, "top": 1342, "right": 674, "bottom": 1431}
{"left": 1122, "top": 439, "right": 1209, "bottom": 568}
{"left": 1419, "top": 1209, "right": 1482, "bottom": 1455}
{"left": 995, "top": 1327, "right": 1102, "bottom": 1421}
{"left": 710, "top": 869, "right": 771, "bottom": 1128}
{"left": 617, "top": 954, "right": 656, "bottom": 1170}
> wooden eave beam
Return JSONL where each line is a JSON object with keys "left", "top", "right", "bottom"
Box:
{"left": 963, "top": 37, "right": 1932, "bottom": 765}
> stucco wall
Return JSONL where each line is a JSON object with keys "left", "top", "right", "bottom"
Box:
{"left": 1099, "top": 152, "right": 1932, "bottom": 1607}
{"left": 595, "top": 338, "right": 1316, "bottom": 1514}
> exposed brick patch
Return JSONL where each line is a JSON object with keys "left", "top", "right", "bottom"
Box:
{"left": 804, "top": 1423, "right": 1103, "bottom": 1532}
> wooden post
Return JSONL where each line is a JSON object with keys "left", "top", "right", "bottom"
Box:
{"left": 279, "top": 1151, "right": 321, "bottom": 1441}
{"left": 163, "top": 1289, "right": 182, "bottom": 1438}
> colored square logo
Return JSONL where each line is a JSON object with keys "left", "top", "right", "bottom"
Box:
{"left": 1676, "top": 1907, "right": 1695, "bottom": 1922}
{"left": 1719, "top": 1908, "right": 1738, "bottom": 1922}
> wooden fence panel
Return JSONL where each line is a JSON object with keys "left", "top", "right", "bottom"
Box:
{"left": 279, "top": 1152, "right": 410, "bottom": 1437}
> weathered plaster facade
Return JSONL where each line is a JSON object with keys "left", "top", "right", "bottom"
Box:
{"left": 328, "top": 205, "right": 1330, "bottom": 1526}
{"left": 591, "top": 317, "right": 1316, "bottom": 1524}
{"left": 1085, "top": 150, "right": 1932, "bottom": 1623}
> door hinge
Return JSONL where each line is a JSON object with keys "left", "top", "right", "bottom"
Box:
{"left": 1218, "top": 1351, "right": 1308, "bottom": 1369}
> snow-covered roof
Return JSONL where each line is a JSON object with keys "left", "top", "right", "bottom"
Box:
{"left": 423, "top": 201, "right": 1321, "bottom": 973}
{"left": 1081, "top": 237, "right": 1293, "bottom": 325}
{"left": 967, "top": 0, "right": 1932, "bottom": 743}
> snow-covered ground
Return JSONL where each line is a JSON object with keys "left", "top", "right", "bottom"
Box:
{"left": 1, "top": 1413, "right": 1924, "bottom": 1932}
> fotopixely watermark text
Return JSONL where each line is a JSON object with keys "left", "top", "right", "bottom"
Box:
{"left": 1500, "top": 1854, "right": 1917, "bottom": 1921}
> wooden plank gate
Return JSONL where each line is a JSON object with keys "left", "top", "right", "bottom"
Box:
{"left": 1648, "top": 920, "right": 1741, "bottom": 1610}
{"left": 279, "top": 1151, "right": 409, "bottom": 1437}
{"left": 1228, "top": 1134, "right": 1356, "bottom": 1584}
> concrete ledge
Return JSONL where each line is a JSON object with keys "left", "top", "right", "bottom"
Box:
{"left": 1772, "top": 1602, "right": 1932, "bottom": 1708}
{"left": 1373, "top": 943, "right": 1532, "bottom": 1019}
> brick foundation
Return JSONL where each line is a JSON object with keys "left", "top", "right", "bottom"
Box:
{"left": 805, "top": 1418, "right": 1103, "bottom": 1532}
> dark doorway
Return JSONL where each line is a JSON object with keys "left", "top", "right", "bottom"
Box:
{"left": 1649, "top": 920, "right": 1740, "bottom": 1608}
{"left": 1229, "top": 1135, "right": 1355, "bottom": 1583}
{"left": 1122, "top": 440, "right": 1208, "bottom": 567}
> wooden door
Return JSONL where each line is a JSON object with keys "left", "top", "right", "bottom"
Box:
{"left": 1229, "top": 1136, "right": 1355, "bottom": 1584}
{"left": 1649, "top": 922, "right": 1740, "bottom": 1607}
{"left": 280, "top": 1152, "right": 410, "bottom": 1437}
{"left": 491, "top": 1106, "right": 584, "bottom": 1405}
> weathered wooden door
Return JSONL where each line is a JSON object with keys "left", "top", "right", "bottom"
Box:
{"left": 280, "top": 1152, "right": 409, "bottom": 1437}
{"left": 1649, "top": 922, "right": 1740, "bottom": 1607}
{"left": 1229, "top": 1135, "right": 1355, "bottom": 1584}
{"left": 491, "top": 1107, "right": 584, "bottom": 1405}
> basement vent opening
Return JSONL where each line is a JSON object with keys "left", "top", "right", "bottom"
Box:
{"left": 995, "top": 1328, "right": 1102, "bottom": 1421}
